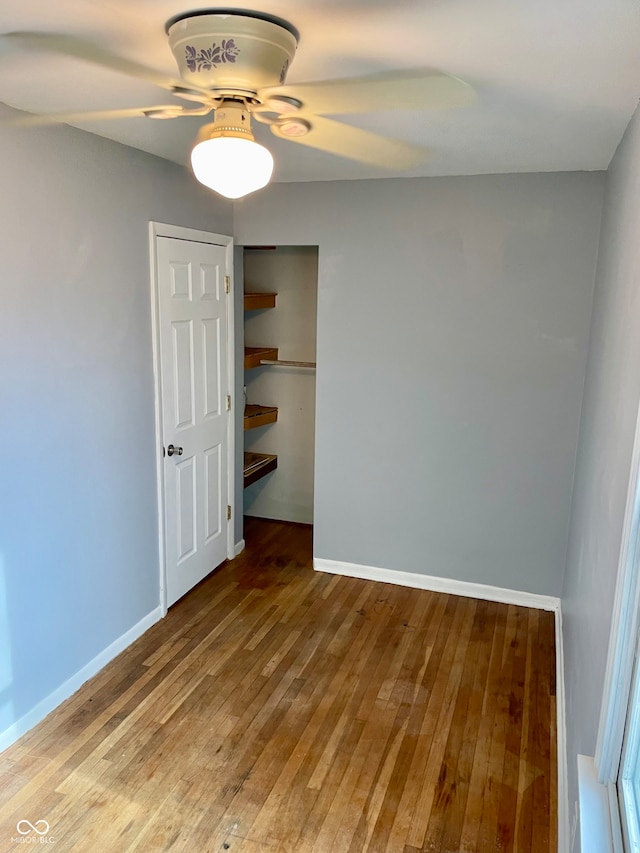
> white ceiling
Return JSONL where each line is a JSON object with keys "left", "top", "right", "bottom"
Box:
{"left": 1, "top": 0, "right": 639, "bottom": 184}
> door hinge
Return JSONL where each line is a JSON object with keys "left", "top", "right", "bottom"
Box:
{"left": 227, "top": 505, "right": 232, "bottom": 521}
{"left": 226, "top": 394, "right": 231, "bottom": 411}
{"left": 224, "top": 275, "right": 231, "bottom": 294}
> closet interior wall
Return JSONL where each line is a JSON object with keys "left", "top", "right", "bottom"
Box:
{"left": 243, "top": 246, "right": 318, "bottom": 524}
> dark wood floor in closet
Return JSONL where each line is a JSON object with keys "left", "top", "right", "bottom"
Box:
{"left": 0, "top": 517, "right": 557, "bottom": 852}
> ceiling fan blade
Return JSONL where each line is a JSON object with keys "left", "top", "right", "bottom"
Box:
{"left": 3, "top": 32, "right": 210, "bottom": 99}
{"left": 14, "top": 105, "right": 211, "bottom": 126}
{"left": 270, "top": 115, "right": 429, "bottom": 170}
{"left": 261, "top": 69, "right": 474, "bottom": 116}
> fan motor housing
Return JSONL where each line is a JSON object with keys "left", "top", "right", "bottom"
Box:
{"left": 167, "top": 11, "right": 298, "bottom": 98}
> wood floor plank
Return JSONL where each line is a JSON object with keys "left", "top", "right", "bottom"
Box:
{"left": 499, "top": 605, "right": 532, "bottom": 853}
{"left": 458, "top": 601, "right": 508, "bottom": 852}
{"left": 381, "top": 592, "right": 452, "bottom": 851}
{"left": 423, "top": 599, "right": 495, "bottom": 853}
{"left": 476, "top": 603, "right": 521, "bottom": 852}
{"left": 403, "top": 596, "right": 478, "bottom": 850}
{"left": 0, "top": 519, "right": 557, "bottom": 852}
{"left": 514, "top": 607, "right": 537, "bottom": 853}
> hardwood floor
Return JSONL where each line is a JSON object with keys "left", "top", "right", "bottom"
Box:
{"left": 0, "top": 518, "right": 557, "bottom": 852}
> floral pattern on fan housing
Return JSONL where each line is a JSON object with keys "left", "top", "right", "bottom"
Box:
{"left": 185, "top": 39, "right": 240, "bottom": 72}
{"left": 167, "top": 12, "right": 298, "bottom": 94}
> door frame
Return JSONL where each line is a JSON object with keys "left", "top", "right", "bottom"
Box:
{"left": 149, "top": 221, "right": 235, "bottom": 616}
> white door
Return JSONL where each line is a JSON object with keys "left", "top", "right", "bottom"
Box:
{"left": 156, "top": 234, "right": 232, "bottom": 606}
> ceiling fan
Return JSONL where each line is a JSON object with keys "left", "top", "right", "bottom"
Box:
{"left": 3, "top": 9, "right": 475, "bottom": 199}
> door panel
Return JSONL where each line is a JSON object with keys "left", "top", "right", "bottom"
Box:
{"left": 200, "top": 263, "right": 220, "bottom": 299}
{"left": 204, "top": 445, "right": 222, "bottom": 543}
{"left": 157, "top": 235, "right": 230, "bottom": 606}
{"left": 172, "top": 320, "right": 195, "bottom": 429}
{"left": 176, "top": 455, "right": 196, "bottom": 562}
{"left": 202, "top": 318, "right": 222, "bottom": 418}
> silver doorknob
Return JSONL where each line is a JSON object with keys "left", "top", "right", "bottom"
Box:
{"left": 167, "top": 444, "right": 183, "bottom": 457}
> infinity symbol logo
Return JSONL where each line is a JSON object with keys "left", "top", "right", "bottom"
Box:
{"left": 16, "top": 820, "right": 50, "bottom": 836}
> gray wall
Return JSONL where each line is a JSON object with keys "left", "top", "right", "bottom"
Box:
{"left": 562, "top": 103, "right": 640, "bottom": 833}
{"left": 0, "top": 103, "right": 232, "bottom": 741}
{"left": 234, "top": 172, "right": 604, "bottom": 596}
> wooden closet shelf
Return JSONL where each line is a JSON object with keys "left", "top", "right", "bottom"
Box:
{"left": 244, "top": 292, "right": 277, "bottom": 311}
{"left": 244, "top": 346, "right": 278, "bottom": 369}
{"left": 243, "top": 452, "right": 278, "bottom": 488}
{"left": 259, "top": 359, "right": 316, "bottom": 369}
{"left": 244, "top": 404, "right": 278, "bottom": 431}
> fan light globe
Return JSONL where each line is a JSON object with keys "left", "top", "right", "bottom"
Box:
{"left": 191, "top": 135, "right": 273, "bottom": 200}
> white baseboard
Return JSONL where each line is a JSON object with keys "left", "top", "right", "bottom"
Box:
{"left": 577, "top": 755, "right": 616, "bottom": 853}
{"left": 234, "top": 539, "right": 246, "bottom": 557}
{"left": 313, "top": 557, "right": 561, "bottom": 612}
{"left": 0, "top": 606, "right": 163, "bottom": 753}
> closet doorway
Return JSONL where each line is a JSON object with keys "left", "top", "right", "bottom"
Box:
{"left": 242, "top": 246, "right": 318, "bottom": 525}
